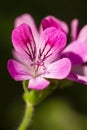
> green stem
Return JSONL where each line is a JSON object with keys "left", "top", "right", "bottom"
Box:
{"left": 17, "top": 79, "right": 58, "bottom": 130}
{"left": 17, "top": 101, "right": 33, "bottom": 130}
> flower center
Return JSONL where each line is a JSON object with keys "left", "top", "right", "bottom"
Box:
{"left": 24, "top": 39, "right": 54, "bottom": 78}
{"left": 31, "top": 60, "right": 46, "bottom": 78}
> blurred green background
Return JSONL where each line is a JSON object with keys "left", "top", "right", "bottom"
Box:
{"left": 0, "top": 0, "right": 87, "bottom": 130}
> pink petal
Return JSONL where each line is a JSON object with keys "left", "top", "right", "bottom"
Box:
{"left": 67, "top": 72, "right": 87, "bottom": 85}
{"left": 12, "top": 23, "right": 36, "bottom": 61}
{"left": 14, "top": 13, "right": 39, "bottom": 41}
{"left": 44, "top": 58, "right": 71, "bottom": 79}
{"left": 70, "top": 64, "right": 87, "bottom": 84}
{"left": 28, "top": 77, "right": 50, "bottom": 90}
{"left": 62, "top": 41, "right": 87, "bottom": 64}
{"left": 13, "top": 50, "right": 32, "bottom": 66}
{"left": 39, "top": 27, "right": 67, "bottom": 64}
{"left": 70, "top": 19, "right": 79, "bottom": 41}
{"left": 40, "top": 15, "right": 68, "bottom": 34}
{"left": 7, "top": 59, "right": 32, "bottom": 81}
{"left": 77, "top": 25, "right": 87, "bottom": 42}
{"left": 72, "top": 64, "right": 87, "bottom": 76}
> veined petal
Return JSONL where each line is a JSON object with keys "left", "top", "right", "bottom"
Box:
{"left": 14, "top": 13, "right": 39, "bottom": 41}
{"left": 43, "top": 58, "right": 71, "bottom": 79}
{"left": 13, "top": 49, "right": 32, "bottom": 66}
{"left": 77, "top": 25, "right": 87, "bottom": 42}
{"left": 70, "top": 19, "right": 79, "bottom": 41}
{"left": 40, "top": 16, "right": 68, "bottom": 34}
{"left": 7, "top": 59, "right": 32, "bottom": 81}
{"left": 39, "top": 27, "right": 67, "bottom": 64}
{"left": 62, "top": 41, "right": 87, "bottom": 64}
{"left": 12, "top": 23, "right": 36, "bottom": 61}
{"left": 28, "top": 77, "right": 50, "bottom": 90}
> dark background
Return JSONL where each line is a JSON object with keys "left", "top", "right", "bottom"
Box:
{"left": 0, "top": 0, "right": 87, "bottom": 130}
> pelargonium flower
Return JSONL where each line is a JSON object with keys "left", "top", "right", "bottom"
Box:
{"left": 62, "top": 19, "right": 87, "bottom": 84}
{"left": 42, "top": 16, "right": 87, "bottom": 84}
{"left": 7, "top": 15, "right": 71, "bottom": 90}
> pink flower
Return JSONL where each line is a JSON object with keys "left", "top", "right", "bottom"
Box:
{"left": 7, "top": 14, "right": 71, "bottom": 90}
{"left": 62, "top": 19, "right": 87, "bottom": 84}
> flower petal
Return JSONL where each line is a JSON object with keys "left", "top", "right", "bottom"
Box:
{"left": 69, "top": 64, "right": 87, "bottom": 84}
{"left": 70, "top": 19, "right": 79, "bottom": 41}
{"left": 72, "top": 64, "right": 87, "bottom": 76}
{"left": 62, "top": 41, "right": 87, "bottom": 64}
{"left": 14, "top": 13, "right": 39, "bottom": 41}
{"left": 13, "top": 49, "right": 32, "bottom": 66}
{"left": 40, "top": 15, "right": 68, "bottom": 34}
{"left": 12, "top": 23, "right": 36, "bottom": 61}
{"left": 39, "top": 27, "right": 67, "bottom": 64}
{"left": 43, "top": 58, "right": 71, "bottom": 79}
{"left": 67, "top": 72, "right": 87, "bottom": 85}
{"left": 28, "top": 77, "right": 50, "bottom": 90}
{"left": 77, "top": 25, "right": 87, "bottom": 42}
{"left": 7, "top": 59, "right": 32, "bottom": 81}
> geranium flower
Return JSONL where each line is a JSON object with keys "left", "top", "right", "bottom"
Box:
{"left": 7, "top": 15, "right": 71, "bottom": 90}
{"left": 62, "top": 19, "right": 87, "bottom": 84}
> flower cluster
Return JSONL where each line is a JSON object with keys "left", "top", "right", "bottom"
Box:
{"left": 7, "top": 14, "right": 87, "bottom": 90}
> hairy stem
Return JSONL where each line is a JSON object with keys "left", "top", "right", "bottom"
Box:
{"left": 17, "top": 101, "right": 33, "bottom": 130}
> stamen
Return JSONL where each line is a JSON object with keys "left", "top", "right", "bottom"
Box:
{"left": 31, "top": 60, "right": 46, "bottom": 78}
